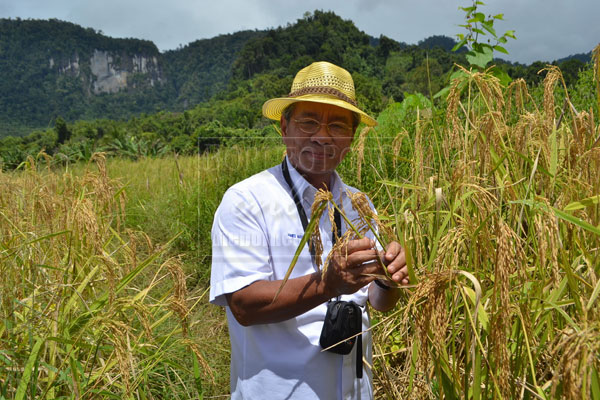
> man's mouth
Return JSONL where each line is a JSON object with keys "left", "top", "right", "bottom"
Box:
{"left": 304, "top": 148, "right": 333, "bottom": 159}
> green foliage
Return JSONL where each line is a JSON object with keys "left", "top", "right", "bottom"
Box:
{"left": 55, "top": 117, "right": 71, "bottom": 144}
{"left": 418, "top": 35, "right": 466, "bottom": 53}
{"left": 0, "top": 18, "right": 166, "bottom": 135}
{"left": 0, "top": 11, "right": 595, "bottom": 170}
{"left": 452, "top": 1, "right": 516, "bottom": 70}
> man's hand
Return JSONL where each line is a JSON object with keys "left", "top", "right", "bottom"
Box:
{"left": 322, "top": 237, "right": 382, "bottom": 297}
{"left": 381, "top": 241, "right": 409, "bottom": 286}
{"left": 368, "top": 241, "right": 409, "bottom": 312}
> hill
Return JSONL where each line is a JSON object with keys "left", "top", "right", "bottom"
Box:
{"left": 0, "top": 12, "right": 465, "bottom": 137}
{"left": 0, "top": 18, "right": 265, "bottom": 137}
{"left": 0, "top": 10, "right": 594, "bottom": 144}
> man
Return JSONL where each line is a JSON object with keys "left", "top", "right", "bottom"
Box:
{"left": 210, "top": 61, "right": 409, "bottom": 399}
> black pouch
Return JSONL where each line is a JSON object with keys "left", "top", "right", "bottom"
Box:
{"left": 319, "top": 300, "right": 363, "bottom": 378}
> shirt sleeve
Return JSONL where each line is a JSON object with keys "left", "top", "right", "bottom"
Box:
{"left": 210, "top": 188, "right": 272, "bottom": 306}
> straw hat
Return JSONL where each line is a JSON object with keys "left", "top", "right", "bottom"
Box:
{"left": 262, "top": 61, "right": 377, "bottom": 127}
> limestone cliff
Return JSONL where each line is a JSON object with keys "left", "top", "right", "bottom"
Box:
{"left": 50, "top": 49, "right": 164, "bottom": 94}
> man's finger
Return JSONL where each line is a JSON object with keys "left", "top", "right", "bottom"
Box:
{"left": 384, "top": 241, "right": 402, "bottom": 261}
{"left": 344, "top": 237, "right": 375, "bottom": 254}
{"left": 392, "top": 265, "right": 409, "bottom": 283}
{"left": 346, "top": 249, "right": 379, "bottom": 268}
{"left": 385, "top": 250, "right": 407, "bottom": 275}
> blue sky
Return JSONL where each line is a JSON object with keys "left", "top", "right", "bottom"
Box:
{"left": 1, "top": 0, "right": 598, "bottom": 64}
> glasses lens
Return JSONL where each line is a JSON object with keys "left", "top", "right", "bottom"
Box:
{"left": 294, "top": 119, "right": 352, "bottom": 136}
{"left": 296, "top": 119, "right": 320, "bottom": 134}
{"left": 328, "top": 122, "right": 351, "bottom": 137}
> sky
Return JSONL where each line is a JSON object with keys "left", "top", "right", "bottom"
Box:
{"left": 1, "top": 0, "right": 599, "bottom": 65}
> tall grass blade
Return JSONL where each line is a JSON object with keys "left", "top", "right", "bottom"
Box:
{"left": 14, "top": 337, "right": 44, "bottom": 400}
{"left": 273, "top": 202, "right": 327, "bottom": 302}
{"left": 564, "top": 195, "right": 600, "bottom": 211}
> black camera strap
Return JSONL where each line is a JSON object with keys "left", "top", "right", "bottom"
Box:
{"left": 281, "top": 158, "right": 341, "bottom": 259}
{"left": 281, "top": 158, "right": 363, "bottom": 379}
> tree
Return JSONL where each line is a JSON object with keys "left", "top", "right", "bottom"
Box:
{"left": 55, "top": 117, "right": 71, "bottom": 145}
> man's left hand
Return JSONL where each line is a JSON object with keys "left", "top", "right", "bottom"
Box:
{"left": 381, "top": 241, "right": 409, "bottom": 286}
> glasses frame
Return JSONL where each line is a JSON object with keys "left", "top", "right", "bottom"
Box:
{"left": 292, "top": 118, "right": 354, "bottom": 138}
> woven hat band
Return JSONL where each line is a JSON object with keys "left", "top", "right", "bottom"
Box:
{"left": 288, "top": 86, "right": 358, "bottom": 107}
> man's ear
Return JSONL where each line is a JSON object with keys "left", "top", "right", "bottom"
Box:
{"left": 280, "top": 116, "right": 287, "bottom": 137}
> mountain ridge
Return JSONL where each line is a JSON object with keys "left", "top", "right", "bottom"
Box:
{"left": 0, "top": 13, "right": 593, "bottom": 138}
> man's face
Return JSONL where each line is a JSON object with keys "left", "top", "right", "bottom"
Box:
{"left": 280, "top": 102, "right": 355, "bottom": 186}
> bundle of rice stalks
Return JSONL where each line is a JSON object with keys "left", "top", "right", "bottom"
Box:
{"left": 0, "top": 154, "right": 209, "bottom": 399}
{"left": 367, "top": 64, "right": 600, "bottom": 399}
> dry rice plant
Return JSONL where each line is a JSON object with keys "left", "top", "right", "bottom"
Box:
{"left": 0, "top": 154, "right": 208, "bottom": 399}
{"left": 368, "top": 65, "right": 600, "bottom": 399}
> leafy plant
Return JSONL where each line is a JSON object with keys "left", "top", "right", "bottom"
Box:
{"left": 452, "top": 0, "right": 516, "bottom": 70}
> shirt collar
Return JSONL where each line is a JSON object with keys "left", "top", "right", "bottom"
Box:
{"left": 284, "top": 156, "right": 347, "bottom": 206}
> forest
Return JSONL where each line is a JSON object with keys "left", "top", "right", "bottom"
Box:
{"left": 0, "top": 10, "right": 592, "bottom": 169}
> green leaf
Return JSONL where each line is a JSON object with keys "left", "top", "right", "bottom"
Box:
{"left": 466, "top": 46, "right": 493, "bottom": 69}
{"left": 504, "top": 30, "right": 517, "bottom": 39}
{"left": 587, "top": 279, "right": 600, "bottom": 311}
{"left": 481, "top": 22, "right": 497, "bottom": 37}
{"left": 563, "top": 195, "right": 600, "bottom": 211}
{"left": 472, "top": 28, "right": 486, "bottom": 35}
{"left": 472, "top": 12, "right": 486, "bottom": 22}
{"left": 512, "top": 150, "right": 553, "bottom": 177}
{"left": 490, "top": 67, "right": 512, "bottom": 86}
{"left": 591, "top": 368, "right": 600, "bottom": 399}
{"left": 493, "top": 45, "right": 509, "bottom": 54}
{"left": 15, "top": 337, "right": 44, "bottom": 400}
{"left": 192, "top": 352, "right": 204, "bottom": 399}
{"left": 434, "top": 86, "right": 450, "bottom": 99}
{"left": 551, "top": 206, "right": 600, "bottom": 236}
{"left": 511, "top": 200, "right": 600, "bottom": 236}
{"left": 69, "top": 232, "right": 180, "bottom": 335}
{"left": 493, "top": 13, "right": 504, "bottom": 20}
{"left": 273, "top": 201, "right": 328, "bottom": 301}
{"left": 377, "top": 180, "right": 425, "bottom": 190}
{"left": 452, "top": 38, "right": 468, "bottom": 52}
{"left": 449, "top": 69, "right": 469, "bottom": 82}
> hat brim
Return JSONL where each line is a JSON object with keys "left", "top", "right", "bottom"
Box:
{"left": 262, "top": 94, "right": 377, "bottom": 127}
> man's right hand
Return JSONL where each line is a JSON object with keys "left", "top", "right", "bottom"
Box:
{"left": 322, "top": 237, "right": 382, "bottom": 297}
{"left": 226, "top": 237, "right": 382, "bottom": 326}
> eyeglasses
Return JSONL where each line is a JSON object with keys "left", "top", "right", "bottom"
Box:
{"left": 293, "top": 118, "right": 354, "bottom": 137}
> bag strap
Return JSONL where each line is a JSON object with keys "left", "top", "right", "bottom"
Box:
{"left": 281, "top": 158, "right": 341, "bottom": 263}
{"left": 283, "top": 158, "right": 364, "bottom": 377}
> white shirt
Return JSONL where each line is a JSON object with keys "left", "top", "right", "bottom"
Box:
{"left": 210, "top": 157, "right": 375, "bottom": 399}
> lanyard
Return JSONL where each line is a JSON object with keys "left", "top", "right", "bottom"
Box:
{"left": 280, "top": 158, "right": 341, "bottom": 264}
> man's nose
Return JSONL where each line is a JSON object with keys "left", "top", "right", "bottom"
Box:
{"left": 310, "top": 123, "right": 334, "bottom": 144}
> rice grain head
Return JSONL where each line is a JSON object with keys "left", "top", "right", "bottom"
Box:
{"left": 491, "top": 221, "right": 516, "bottom": 399}
{"left": 550, "top": 324, "right": 600, "bottom": 400}
{"left": 446, "top": 67, "right": 467, "bottom": 147}
{"left": 506, "top": 78, "right": 529, "bottom": 116}
{"left": 593, "top": 43, "right": 600, "bottom": 113}
{"left": 403, "top": 270, "right": 456, "bottom": 398}
{"left": 103, "top": 318, "right": 134, "bottom": 395}
{"left": 392, "top": 130, "right": 407, "bottom": 170}
{"left": 542, "top": 66, "right": 563, "bottom": 130}
{"left": 473, "top": 71, "right": 505, "bottom": 114}
{"left": 323, "top": 229, "right": 353, "bottom": 278}
{"left": 182, "top": 339, "right": 216, "bottom": 386}
{"left": 167, "top": 257, "right": 190, "bottom": 336}
{"left": 309, "top": 189, "right": 332, "bottom": 270}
